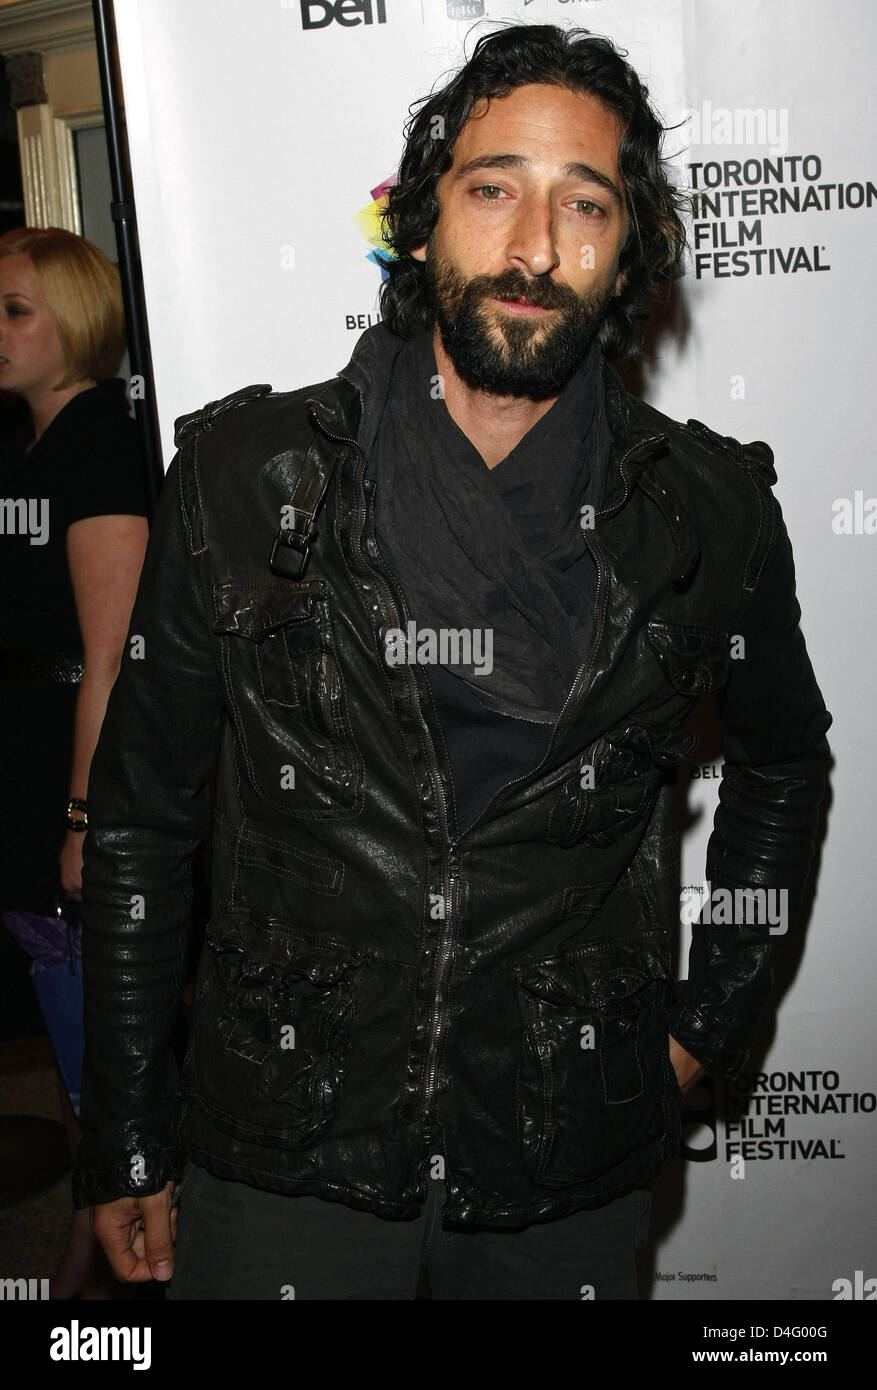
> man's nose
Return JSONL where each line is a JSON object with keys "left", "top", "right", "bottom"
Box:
{"left": 505, "top": 197, "right": 560, "bottom": 277}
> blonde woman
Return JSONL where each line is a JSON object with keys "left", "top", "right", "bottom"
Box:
{"left": 0, "top": 227, "right": 149, "bottom": 1297}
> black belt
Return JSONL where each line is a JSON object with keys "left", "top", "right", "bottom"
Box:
{"left": 0, "top": 647, "right": 84, "bottom": 683}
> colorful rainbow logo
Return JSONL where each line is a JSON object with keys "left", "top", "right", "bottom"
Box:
{"left": 354, "top": 176, "right": 397, "bottom": 280}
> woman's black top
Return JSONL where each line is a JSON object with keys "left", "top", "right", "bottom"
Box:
{"left": 0, "top": 379, "right": 149, "bottom": 912}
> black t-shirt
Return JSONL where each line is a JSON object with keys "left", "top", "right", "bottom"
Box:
{"left": 0, "top": 379, "right": 149, "bottom": 911}
{"left": 0, "top": 378, "right": 149, "bottom": 651}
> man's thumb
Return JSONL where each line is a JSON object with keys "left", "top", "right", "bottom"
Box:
{"left": 142, "top": 1189, "right": 175, "bottom": 1281}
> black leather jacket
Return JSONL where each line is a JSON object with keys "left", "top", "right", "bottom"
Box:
{"left": 73, "top": 330, "right": 831, "bottom": 1229}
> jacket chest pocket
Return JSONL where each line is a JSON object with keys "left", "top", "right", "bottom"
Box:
{"left": 546, "top": 620, "right": 730, "bottom": 850}
{"left": 213, "top": 580, "right": 363, "bottom": 819}
{"left": 647, "top": 620, "right": 731, "bottom": 697}
{"left": 515, "top": 943, "right": 675, "bottom": 1189}
{"left": 547, "top": 722, "right": 696, "bottom": 849}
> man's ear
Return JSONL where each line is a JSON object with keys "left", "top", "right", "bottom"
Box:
{"left": 613, "top": 264, "right": 627, "bottom": 297}
{"left": 410, "top": 243, "right": 427, "bottom": 264}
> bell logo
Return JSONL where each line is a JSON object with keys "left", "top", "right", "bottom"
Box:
{"left": 300, "top": 0, "right": 387, "bottom": 28}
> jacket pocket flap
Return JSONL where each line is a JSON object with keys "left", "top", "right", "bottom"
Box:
{"left": 212, "top": 581, "right": 324, "bottom": 640}
{"left": 207, "top": 910, "right": 361, "bottom": 984}
{"left": 647, "top": 620, "right": 731, "bottom": 696}
{"left": 516, "top": 939, "right": 664, "bottom": 1012}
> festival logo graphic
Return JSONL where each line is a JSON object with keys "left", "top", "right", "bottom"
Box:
{"left": 354, "top": 176, "right": 396, "bottom": 280}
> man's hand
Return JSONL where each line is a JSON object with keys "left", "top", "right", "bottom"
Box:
{"left": 668, "top": 1033, "right": 705, "bottom": 1094}
{"left": 92, "top": 1180, "right": 179, "bottom": 1283}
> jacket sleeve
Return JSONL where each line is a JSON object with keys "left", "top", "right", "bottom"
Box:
{"left": 667, "top": 488, "right": 832, "bottom": 1077}
{"left": 72, "top": 442, "right": 223, "bottom": 1208}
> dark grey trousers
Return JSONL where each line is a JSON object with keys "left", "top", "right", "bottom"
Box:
{"left": 167, "top": 1160, "right": 651, "bottom": 1301}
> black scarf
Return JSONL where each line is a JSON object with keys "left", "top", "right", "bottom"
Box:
{"left": 348, "top": 323, "right": 611, "bottom": 723}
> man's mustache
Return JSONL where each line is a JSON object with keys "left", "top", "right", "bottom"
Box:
{"left": 465, "top": 269, "right": 581, "bottom": 311}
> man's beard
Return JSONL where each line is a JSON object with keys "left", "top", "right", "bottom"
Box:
{"left": 424, "top": 245, "right": 616, "bottom": 401}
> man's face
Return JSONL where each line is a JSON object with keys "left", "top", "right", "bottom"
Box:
{"left": 411, "top": 83, "right": 630, "bottom": 400}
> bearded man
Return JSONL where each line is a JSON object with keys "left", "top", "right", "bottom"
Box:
{"left": 74, "top": 24, "right": 831, "bottom": 1300}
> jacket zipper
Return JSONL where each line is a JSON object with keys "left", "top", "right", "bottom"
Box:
{"left": 422, "top": 851, "right": 457, "bottom": 1145}
{"left": 307, "top": 406, "right": 457, "bottom": 1142}
{"left": 306, "top": 407, "right": 452, "bottom": 833}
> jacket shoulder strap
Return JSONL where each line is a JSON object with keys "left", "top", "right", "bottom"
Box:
{"left": 269, "top": 377, "right": 363, "bottom": 580}
{"left": 173, "top": 383, "right": 274, "bottom": 448}
{"left": 685, "top": 417, "right": 778, "bottom": 485}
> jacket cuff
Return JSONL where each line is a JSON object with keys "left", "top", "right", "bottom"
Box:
{"left": 72, "top": 1129, "right": 183, "bottom": 1209}
{"left": 667, "top": 981, "right": 750, "bottom": 1079}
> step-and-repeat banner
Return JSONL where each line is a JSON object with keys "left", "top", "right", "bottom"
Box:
{"left": 112, "top": 0, "right": 875, "bottom": 1299}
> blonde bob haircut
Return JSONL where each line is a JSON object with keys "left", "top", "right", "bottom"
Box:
{"left": 0, "top": 226, "right": 126, "bottom": 387}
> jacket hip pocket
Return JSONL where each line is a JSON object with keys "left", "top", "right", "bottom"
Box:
{"left": 185, "top": 912, "right": 361, "bottom": 1150}
{"left": 515, "top": 942, "right": 672, "bottom": 1188}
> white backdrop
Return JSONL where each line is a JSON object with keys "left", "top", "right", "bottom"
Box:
{"left": 112, "top": 0, "right": 876, "bottom": 1300}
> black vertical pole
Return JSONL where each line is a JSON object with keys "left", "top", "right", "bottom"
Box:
{"left": 90, "top": 0, "right": 162, "bottom": 511}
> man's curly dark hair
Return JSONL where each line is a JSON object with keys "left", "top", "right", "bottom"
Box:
{"left": 378, "top": 24, "right": 687, "bottom": 362}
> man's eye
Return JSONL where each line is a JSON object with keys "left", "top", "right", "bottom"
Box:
{"left": 475, "top": 185, "right": 504, "bottom": 200}
{"left": 573, "top": 199, "right": 602, "bottom": 217}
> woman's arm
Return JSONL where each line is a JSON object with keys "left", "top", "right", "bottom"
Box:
{"left": 60, "top": 512, "right": 149, "bottom": 898}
